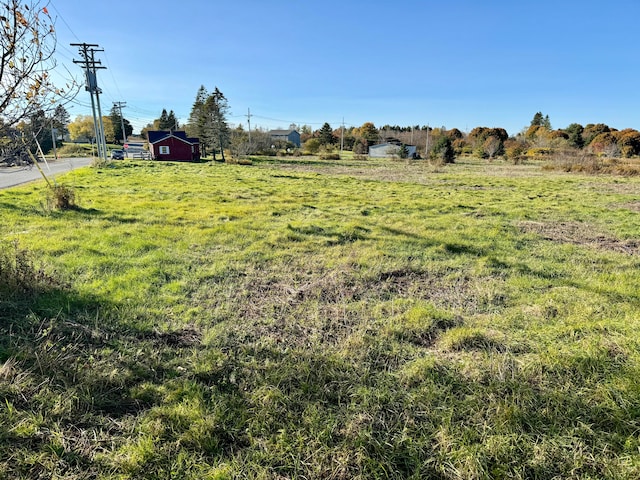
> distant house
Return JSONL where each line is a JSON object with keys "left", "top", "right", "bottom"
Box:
{"left": 148, "top": 131, "right": 200, "bottom": 162}
{"left": 269, "top": 129, "right": 301, "bottom": 147}
{"left": 368, "top": 143, "right": 417, "bottom": 158}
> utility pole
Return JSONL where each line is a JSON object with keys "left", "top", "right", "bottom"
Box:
{"left": 246, "top": 108, "right": 252, "bottom": 145}
{"left": 72, "top": 43, "right": 107, "bottom": 162}
{"left": 341, "top": 117, "right": 345, "bottom": 152}
{"left": 425, "top": 123, "right": 430, "bottom": 158}
{"left": 50, "top": 120, "right": 58, "bottom": 159}
{"left": 113, "top": 101, "right": 128, "bottom": 147}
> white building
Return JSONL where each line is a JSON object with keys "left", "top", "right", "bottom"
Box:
{"left": 368, "top": 143, "right": 417, "bottom": 158}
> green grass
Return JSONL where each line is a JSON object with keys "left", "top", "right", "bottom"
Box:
{"left": 1, "top": 156, "right": 640, "bottom": 478}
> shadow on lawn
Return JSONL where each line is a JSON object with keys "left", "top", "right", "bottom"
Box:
{"left": 0, "top": 258, "right": 206, "bottom": 476}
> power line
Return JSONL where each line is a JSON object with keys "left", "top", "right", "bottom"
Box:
{"left": 49, "top": 2, "right": 81, "bottom": 42}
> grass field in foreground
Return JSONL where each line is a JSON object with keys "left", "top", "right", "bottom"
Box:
{"left": 1, "top": 156, "right": 640, "bottom": 479}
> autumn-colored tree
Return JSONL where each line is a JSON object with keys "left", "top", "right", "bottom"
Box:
{"left": 68, "top": 115, "right": 96, "bottom": 142}
{"left": 524, "top": 125, "right": 552, "bottom": 147}
{"left": 613, "top": 129, "right": 640, "bottom": 158}
{"left": 583, "top": 123, "right": 611, "bottom": 146}
{"left": 590, "top": 132, "right": 617, "bottom": 156}
{"left": 468, "top": 127, "right": 507, "bottom": 158}
{"left": 483, "top": 136, "right": 503, "bottom": 160}
{"left": 102, "top": 116, "right": 115, "bottom": 144}
{"left": 1, "top": 1, "right": 77, "bottom": 135}
{"left": 447, "top": 128, "right": 464, "bottom": 140}
{"left": 503, "top": 138, "right": 527, "bottom": 163}
{"left": 303, "top": 138, "right": 321, "bottom": 154}
{"left": 356, "top": 122, "right": 379, "bottom": 145}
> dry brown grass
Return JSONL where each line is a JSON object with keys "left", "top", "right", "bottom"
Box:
{"left": 545, "top": 150, "right": 640, "bottom": 176}
{"left": 519, "top": 220, "right": 639, "bottom": 255}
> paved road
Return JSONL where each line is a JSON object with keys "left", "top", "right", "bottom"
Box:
{"left": 0, "top": 157, "right": 94, "bottom": 190}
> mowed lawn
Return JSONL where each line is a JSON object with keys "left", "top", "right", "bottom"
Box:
{"left": 1, "top": 156, "right": 640, "bottom": 479}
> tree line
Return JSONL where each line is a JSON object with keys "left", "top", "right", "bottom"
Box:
{"left": 2, "top": 0, "right": 637, "bottom": 166}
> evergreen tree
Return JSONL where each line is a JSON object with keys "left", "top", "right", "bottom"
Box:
{"left": 430, "top": 136, "right": 455, "bottom": 164}
{"left": 22, "top": 109, "right": 53, "bottom": 154}
{"left": 565, "top": 123, "right": 585, "bottom": 149}
{"left": 186, "top": 86, "right": 209, "bottom": 154}
{"left": 108, "top": 105, "right": 133, "bottom": 144}
{"left": 530, "top": 112, "right": 544, "bottom": 126}
{"left": 51, "top": 105, "right": 70, "bottom": 140}
{"left": 202, "top": 87, "right": 230, "bottom": 161}
{"left": 318, "top": 122, "right": 334, "bottom": 146}
{"left": 156, "top": 109, "right": 171, "bottom": 130}
{"left": 167, "top": 110, "right": 178, "bottom": 130}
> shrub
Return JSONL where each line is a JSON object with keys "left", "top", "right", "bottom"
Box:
{"left": 319, "top": 153, "right": 340, "bottom": 160}
{"left": 56, "top": 143, "right": 91, "bottom": 157}
{"left": 430, "top": 136, "right": 455, "bottom": 164}
{"left": 47, "top": 184, "right": 77, "bottom": 210}
{"left": 303, "top": 138, "right": 321, "bottom": 155}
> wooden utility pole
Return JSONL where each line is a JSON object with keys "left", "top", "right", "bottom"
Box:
{"left": 71, "top": 43, "right": 107, "bottom": 162}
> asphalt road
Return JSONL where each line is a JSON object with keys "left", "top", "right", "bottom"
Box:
{"left": 0, "top": 157, "right": 94, "bottom": 190}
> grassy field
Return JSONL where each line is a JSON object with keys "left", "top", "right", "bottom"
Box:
{"left": 1, "top": 156, "right": 640, "bottom": 479}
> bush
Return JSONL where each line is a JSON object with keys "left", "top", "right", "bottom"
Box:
{"left": 56, "top": 143, "right": 92, "bottom": 157}
{"left": 47, "top": 184, "right": 77, "bottom": 210}
{"left": 319, "top": 153, "right": 340, "bottom": 160}
{"left": 303, "top": 138, "right": 321, "bottom": 155}
{"left": 430, "top": 136, "right": 455, "bottom": 164}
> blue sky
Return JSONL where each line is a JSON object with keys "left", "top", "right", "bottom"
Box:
{"left": 49, "top": 0, "right": 640, "bottom": 136}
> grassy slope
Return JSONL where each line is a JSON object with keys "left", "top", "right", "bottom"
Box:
{"left": 1, "top": 157, "right": 640, "bottom": 479}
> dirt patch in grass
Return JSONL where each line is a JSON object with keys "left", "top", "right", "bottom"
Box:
{"left": 620, "top": 201, "right": 640, "bottom": 212}
{"left": 198, "top": 264, "right": 505, "bottom": 352}
{"left": 519, "top": 221, "right": 639, "bottom": 255}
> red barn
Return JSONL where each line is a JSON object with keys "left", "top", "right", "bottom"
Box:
{"left": 148, "top": 131, "right": 200, "bottom": 162}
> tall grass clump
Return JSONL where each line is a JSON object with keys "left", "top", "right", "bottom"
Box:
{"left": 46, "top": 184, "right": 77, "bottom": 210}
{"left": 0, "top": 241, "right": 66, "bottom": 299}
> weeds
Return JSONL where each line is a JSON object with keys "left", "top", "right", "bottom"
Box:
{"left": 46, "top": 184, "right": 77, "bottom": 210}
{"left": 0, "top": 241, "right": 67, "bottom": 300}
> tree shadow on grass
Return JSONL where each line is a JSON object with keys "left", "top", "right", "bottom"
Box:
{"left": 0, "top": 262, "right": 208, "bottom": 477}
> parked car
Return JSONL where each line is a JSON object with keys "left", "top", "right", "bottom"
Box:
{"left": 110, "top": 149, "right": 125, "bottom": 160}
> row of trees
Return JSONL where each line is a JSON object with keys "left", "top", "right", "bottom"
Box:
{"left": 281, "top": 113, "right": 640, "bottom": 163}
{"left": 2, "top": 1, "right": 637, "bottom": 165}
{"left": 66, "top": 105, "right": 133, "bottom": 145}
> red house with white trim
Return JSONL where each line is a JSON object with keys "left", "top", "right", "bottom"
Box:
{"left": 148, "top": 131, "right": 200, "bottom": 162}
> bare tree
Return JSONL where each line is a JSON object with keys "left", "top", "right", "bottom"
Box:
{"left": 483, "top": 136, "right": 502, "bottom": 160}
{"left": 1, "top": 1, "right": 77, "bottom": 135}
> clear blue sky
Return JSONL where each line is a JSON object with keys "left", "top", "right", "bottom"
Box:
{"left": 49, "top": 0, "right": 640, "bottom": 137}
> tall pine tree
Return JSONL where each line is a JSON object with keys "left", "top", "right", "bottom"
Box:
{"left": 186, "top": 86, "right": 209, "bottom": 154}
{"left": 203, "top": 87, "right": 230, "bottom": 161}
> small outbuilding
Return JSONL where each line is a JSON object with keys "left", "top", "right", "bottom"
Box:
{"left": 269, "top": 129, "right": 301, "bottom": 147}
{"left": 148, "top": 131, "right": 200, "bottom": 162}
{"left": 368, "top": 143, "right": 417, "bottom": 158}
